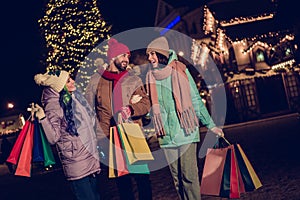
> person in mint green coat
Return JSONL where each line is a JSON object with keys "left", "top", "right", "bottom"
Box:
{"left": 146, "top": 36, "right": 224, "bottom": 200}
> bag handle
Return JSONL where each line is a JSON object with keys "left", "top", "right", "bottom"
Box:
{"left": 221, "top": 136, "right": 231, "bottom": 145}
{"left": 213, "top": 136, "right": 231, "bottom": 149}
{"left": 117, "top": 113, "right": 133, "bottom": 124}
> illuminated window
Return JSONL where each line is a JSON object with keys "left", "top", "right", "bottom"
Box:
{"left": 256, "top": 50, "right": 265, "bottom": 62}
{"left": 285, "top": 48, "right": 291, "bottom": 56}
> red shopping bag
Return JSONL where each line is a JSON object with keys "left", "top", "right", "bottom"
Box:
{"left": 219, "top": 145, "right": 243, "bottom": 198}
{"left": 229, "top": 145, "right": 242, "bottom": 198}
{"left": 14, "top": 121, "right": 35, "bottom": 177}
{"left": 200, "top": 145, "right": 228, "bottom": 195}
{"left": 6, "top": 120, "right": 31, "bottom": 165}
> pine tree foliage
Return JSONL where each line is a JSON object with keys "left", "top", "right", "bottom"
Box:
{"left": 38, "top": 0, "right": 111, "bottom": 91}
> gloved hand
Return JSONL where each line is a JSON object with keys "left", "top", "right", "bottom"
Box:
{"left": 33, "top": 104, "right": 46, "bottom": 120}
{"left": 120, "top": 106, "right": 132, "bottom": 121}
{"left": 130, "top": 94, "right": 142, "bottom": 104}
{"left": 211, "top": 127, "right": 224, "bottom": 138}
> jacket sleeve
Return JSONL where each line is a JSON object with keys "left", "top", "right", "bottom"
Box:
{"left": 85, "top": 73, "right": 99, "bottom": 109}
{"left": 129, "top": 77, "right": 151, "bottom": 118}
{"left": 186, "top": 69, "right": 216, "bottom": 129}
{"left": 40, "top": 99, "right": 63, "bottom": 145}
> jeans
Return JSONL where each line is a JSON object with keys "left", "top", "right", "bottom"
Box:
{"left": 69, "top": 173, "right": 100, "bottom": 200}
{"left": 163, "top": 143, "right": 201, "bottom": 200}
{"left": 116, "top": 174, "right": 152, "bottom": 200}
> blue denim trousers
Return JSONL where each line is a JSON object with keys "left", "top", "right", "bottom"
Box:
{"left": 163, "top": 143, "right": 201, "bottom": 200}
{"left": 69, "top": 173, "right": 100, "bottom": 200}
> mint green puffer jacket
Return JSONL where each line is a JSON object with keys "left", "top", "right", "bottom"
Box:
{"left": 154, "top": 65, "right": 216, "bottom": 148}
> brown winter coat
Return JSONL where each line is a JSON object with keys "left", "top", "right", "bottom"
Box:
{"left": 96, "top": 72, "right": 150, "bottom": 138}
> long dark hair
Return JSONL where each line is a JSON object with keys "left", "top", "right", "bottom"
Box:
{"left": 156, "top": 52, "right": 168, "bottom": 67}
{"left": 59, "top": 87, "right": 78, "bottom": 136}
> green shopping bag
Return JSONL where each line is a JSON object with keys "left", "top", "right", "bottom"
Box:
{"left": 117, "top": 126, "right": 150, "bottom": 174}
{"left": 39, "top": 124, "right": 56, "bottom": 167}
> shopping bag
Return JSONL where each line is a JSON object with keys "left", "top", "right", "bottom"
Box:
{"left": 14, "top": 121, "right": 35, "bottom": 177}
{"left": 235, "top": 144, "right": 262, "bottom": 191}
{"left": 6, "top": 120, "right": 31, "bottom": 165}
{"left": 200, "top": 146, "right": 228, "bottom": 196}
{"left": 109, "top": 127, "right": 117, "bottom": 178}
{"left": 229, "top": 145, "right": 241, "bottom": 198}
{"left": 201, "top": 137, "right": 262, "bottom": 198}
{"left": 39, "top": 124, "right": 56, "bottom": 167}
{"left": 219, "top": 148, "right": 231, "bottom": 198}
{"left": 117, "top": 122, "right": 154, "bottom": 164}
{"left": 219, "top": 145, "right": 242, "bottom": 199}
{"left": 32, "top": 119, "right": 44, "bottom": 162}
{"left": 108, "top": 125, "right": 150, "bottom": 178}
{"left": 109, "top": 126, "right": 129, "bottom": 178}
{"left": 117, "top": 125, "right": 150, "bottom": 174}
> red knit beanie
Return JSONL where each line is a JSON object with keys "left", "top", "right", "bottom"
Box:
{"left": 107, "top": 38, "right": 130, "bottom": 62}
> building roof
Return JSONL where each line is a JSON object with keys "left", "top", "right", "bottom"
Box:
{"left": 207, "top": 0, "right": 276, "bottom": 21}
{"left": 224, "top": 18, "right": 291, "bottom": 42}
{"left": 205, "top": 0, "right": 295, "bottom": 42}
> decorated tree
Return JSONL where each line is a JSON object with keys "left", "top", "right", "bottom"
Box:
{"left": 38, "top": 0, "right": 111, "bottom": 91}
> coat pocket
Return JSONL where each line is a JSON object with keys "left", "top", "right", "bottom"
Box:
{"left": 58, "top": 140, "right": 74, "bottom": 160}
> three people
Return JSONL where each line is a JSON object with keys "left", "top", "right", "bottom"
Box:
{"left": 145, "top": 36, "right": 224, "bottom": 200}
{"left": 33, "top": 70, "right": 101, "bottom": 200}
{"left": 32, "top": 36, "right": 224, "bottom": 200}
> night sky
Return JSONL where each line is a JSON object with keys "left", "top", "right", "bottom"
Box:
{"left": 0, "top": 0, "right": 157, "bottom": 115}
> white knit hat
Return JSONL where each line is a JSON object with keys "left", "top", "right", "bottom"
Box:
{"left": 146, "top": 36, "right": 169, "bottom": 58}
{"left": 34, "top": 70, "right": 69, "bottom": 93}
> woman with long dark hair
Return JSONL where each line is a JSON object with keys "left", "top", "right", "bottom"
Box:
{"left": 33, "top": 70, "right": 101, "bottom": 200}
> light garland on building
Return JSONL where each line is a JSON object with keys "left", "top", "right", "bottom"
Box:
{"left": 220, "top": 13, "right": 274, "bottom": 27}
{"left": 232, "top": 30, "right": 292, "bottom": 43}
{"left": 203, "top": 5, "right": 215, "bottom": 34}
{"left": 239, "top": 33, "right": 295, "bottom": 54}
{"left": 216, "top": 28, "right": 228, "bottom": 54}
{"left": 191, "top": 40, "right": 210, "bottom": 69}
{"left": 242, "top": 41, "right": 270, "bottom": 54}
{"left": 272, "top": 59, "right": 295, "bottom": 71}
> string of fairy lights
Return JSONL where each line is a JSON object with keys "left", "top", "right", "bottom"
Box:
{"left": 38, "top": 0, "right": 111, "bottom": 91}
{"left": 220, "top": 13, "right": 275, "bottom": 27}
{"left": 203, "top": 5, "right": 215, "bottom": 35}
{"left": 196, "top": 6, "right": 297, "bottom": 74}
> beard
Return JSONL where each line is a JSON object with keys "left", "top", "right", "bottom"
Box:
{"left": 114, "top": 60, "right": 128, "bottom": 71}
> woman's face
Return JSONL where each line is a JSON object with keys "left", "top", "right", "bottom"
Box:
{"left": 66, "top": 77, "right": 76, "bottom": 93}
{"left": 147, "top": 51, "right": 159, "bottom": 68}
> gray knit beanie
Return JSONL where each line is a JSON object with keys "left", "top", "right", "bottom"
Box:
{"left": 146, "top": 36, "right": 169, "bottom": 58}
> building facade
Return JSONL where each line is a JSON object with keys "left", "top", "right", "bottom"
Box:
{"left": 153, "top": 0, "right": 300, "bottom": 124}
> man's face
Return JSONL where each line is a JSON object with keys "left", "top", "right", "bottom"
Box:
{"left": 114, "top": 53, "right": 130, "bottom": 71}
